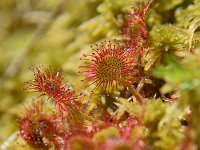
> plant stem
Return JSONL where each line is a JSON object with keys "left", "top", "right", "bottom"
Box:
{"left": 67, "top": 102, "right": 95, "bottom": 122}
{"left": 119, "top": 79, "right": 145, "bottom": 104}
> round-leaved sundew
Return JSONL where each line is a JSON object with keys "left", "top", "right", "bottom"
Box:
{"left": 17, "top": 103, "right": 51, "bottom": 148}
{"left": 123, "top": 0, "right": 152, "bottom": 56}
{"left": 80, "top": 41, "right": 144, "bottom": 103}
{"left": 80, "top": 42, "right": 134, "bottom": 91}
{"left": 17, "top": 102, "right": 66, "bottom": 149}
{"left": 24, "top": 66, "right": 66, "bottom": 98}
{"left": 24, "top": 66, "right": 76, "bottom": 113}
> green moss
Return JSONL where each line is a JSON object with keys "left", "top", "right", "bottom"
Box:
{"left": 93, "top": 127, "right": 120, "bottom": 144}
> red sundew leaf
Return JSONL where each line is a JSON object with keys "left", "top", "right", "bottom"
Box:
{"left": 24, "top": 66, "right": 67, "bottom": 99}
{"left": 127, "top": 0, "right": 152, "bottom": 27}
{"left": 80, "top": 41, "right": 137, "bottom": 92}
{"left": 38, "top": 113, "right": 66, "bottom": 149}
{"left": 18, "top": 102, "right": 68, "bottom": 149}
{"left": 24, "top": 66, "right": 77, "bottom": 114}
{"left": 123, "top": 0, "right": 152, "bottom": 55}
{"left": 18, "top": 103, "right": 54, "bottom": 148}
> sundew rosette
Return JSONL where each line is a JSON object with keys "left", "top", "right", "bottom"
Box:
{"left": 80, "top": 41, "right": 144, "bottom": 103}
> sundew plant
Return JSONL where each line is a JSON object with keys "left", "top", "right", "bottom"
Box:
{"left": 0, "top": 0, "right": 200, "bottom": 150}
